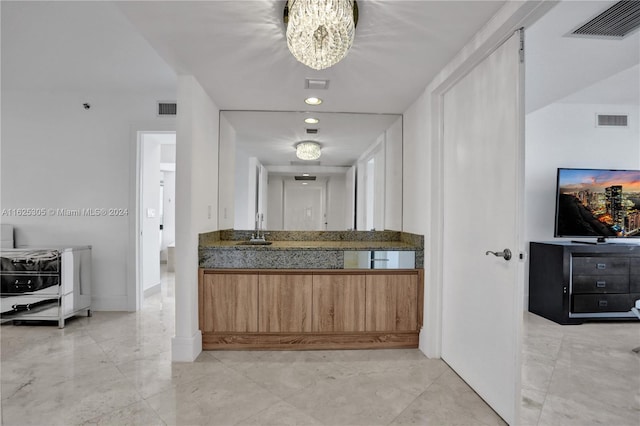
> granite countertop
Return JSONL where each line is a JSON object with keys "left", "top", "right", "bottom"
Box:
{"left": 204, "top": 240, "right": 419, "bottom": 251}
{"left": 198, "top": 230, "right": 424, "bottom": 269}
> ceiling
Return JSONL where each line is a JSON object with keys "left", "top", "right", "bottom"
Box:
{"left": 525, "top": 0, "right": 640, "bottom": 113}
{"left": 2, "top": 1, "right": 637, "bottom": 166}
{"left": 114, "top": 0, "right": 507, "bottom": 114}
{"left": 223, "top": 110, "right": 400, "bottom": 168}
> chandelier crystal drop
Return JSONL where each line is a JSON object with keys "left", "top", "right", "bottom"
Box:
{"left": 286, "top": 0, "right": 356, "bottom": 70}
{"left": 296, "top": 141, "right": 322, "bottom": 160}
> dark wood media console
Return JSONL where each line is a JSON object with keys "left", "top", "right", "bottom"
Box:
{"left": 529, "top": 241, "right": 640, "bottom": 324}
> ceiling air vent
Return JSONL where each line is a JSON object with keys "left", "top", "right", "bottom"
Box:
{"left": 306, "top": 128, "right": 318, "bottom": 134}
{"left": 291, "top": 160, "right": 320, "bottom": 166}
{"left": 157, "top": 102, "right": 177, "bottom": 116}
{"left": 597, "top": 114, "right": 628, "bottom": 127}
{"left": 571, "top": 1, "right": 640, "bottom": 39}
{"left": 294, "top": 175, "right": 317, "bottom": 181}
{"left": 305, "top": 78, "right": 329, "bottom": 90}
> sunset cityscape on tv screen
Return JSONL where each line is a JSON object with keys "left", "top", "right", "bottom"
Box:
{"left": 556, "top": 169, "right": 640, "bottom": 238}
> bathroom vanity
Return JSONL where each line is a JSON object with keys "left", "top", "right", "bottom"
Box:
{"left": 198, "top": 230, "right": 424, "bottom": 350}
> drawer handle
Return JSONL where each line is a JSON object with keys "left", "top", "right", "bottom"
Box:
{"left": 596, "top": 281, "right": 606, "bottom": 288}
{"left": 596, "top": 263, "right": 606, "bottom": 270}
{"left": 598, "top": 300, "right": 608, "bottom": 307}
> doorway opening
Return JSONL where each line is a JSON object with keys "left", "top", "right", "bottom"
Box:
{"left": 137, "top": 131, "right": 176, "bottom": 310}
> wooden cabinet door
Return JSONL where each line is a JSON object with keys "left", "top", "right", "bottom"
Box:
{"left": 259, "top": 273, "right": 312, "bottom": 332}
{"left": 365, "top": 273, "right": 418, "bottom": 331}
{"left": 200, "top": 272, "right": 258, "bottom": 332}
{"left": 312, "top": 273, "right": 366, "bottom": 332}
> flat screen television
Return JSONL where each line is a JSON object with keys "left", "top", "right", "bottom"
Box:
{"left": 555, "top": 168, "right": 640, "bottom": 242}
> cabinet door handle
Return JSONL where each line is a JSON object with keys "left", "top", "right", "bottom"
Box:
{"left": 596, "top": 281, "right": 606, "bottom": 288}
{"left": 596, "top": 263, "right": 606, "bottom": 270}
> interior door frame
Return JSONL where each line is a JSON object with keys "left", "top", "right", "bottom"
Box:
{"left": 128, "top": 124, "right": 175, "bottom": 312}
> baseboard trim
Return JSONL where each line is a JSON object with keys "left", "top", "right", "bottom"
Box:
{"left": 172, "top": 330, "right": 203, "bottom": 362}
{"left": 143, "top": 282, "right": 161, "bottom": 298}
{"left": 202, "top": 332, "right": 419, "bottom": 350}
{"left": 90, "top": 295, "right": 129, "bottom": 311}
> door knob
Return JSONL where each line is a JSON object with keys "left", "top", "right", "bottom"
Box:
{"left": 485, "top": 248, "right": 512, "bottom": 261}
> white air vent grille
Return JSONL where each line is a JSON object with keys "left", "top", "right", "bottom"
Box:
{"left": 597, "top": 114, "right": 628, "bottom": 127}
{"left": 157, "top": 102, "right": 177, "bottom": 116}
{"left": 291, "top": 160, "right": 320, "bottom": 166}
{"left": 572, "top": 1, "right": 640, "bottom": 38}
{"left": 305, "top": 79, "right": 329, "bottom": 90}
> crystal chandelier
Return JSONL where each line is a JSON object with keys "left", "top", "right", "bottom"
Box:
{"left": 296, "top": 141, "right": 322, "bottom": 160}
{"left": 285, "top": 0, "right": 358, "bottom": 70}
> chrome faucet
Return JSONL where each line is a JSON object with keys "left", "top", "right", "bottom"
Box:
{"left": 251, "top": 213, "right": 265, "bottom": 242}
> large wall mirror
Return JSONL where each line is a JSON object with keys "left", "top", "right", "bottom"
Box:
{"left": 218, "top": 110, "right": 402, "bottom": 232}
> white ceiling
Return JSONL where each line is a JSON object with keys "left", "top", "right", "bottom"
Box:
{"left": 115, "top": 0, "right": 506, "bottom": 114}
{"left": 223, "top": 110, "right": 400, "bottom": 167}
{"left": 1, "top": 1, "right": 176, "bottom": 93}
{"left": 2, "top": 1, "right": 637, "bottom": 167}
{"left": 525, "top": 0, "right": 640, "bottom": 113}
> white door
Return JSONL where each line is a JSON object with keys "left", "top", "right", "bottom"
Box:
{"left": 442, "top": 31, "right": 524, "bottom": 424}
{"left": 283, "top": 180, "right": 326, "bottom": 230}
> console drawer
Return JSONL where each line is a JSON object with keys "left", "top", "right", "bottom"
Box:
{"left": 572, "top": 257, "right": 628, "bottom": 276}
{"left": 631, "top": 259, "right": 640, "bottom": 292}
{"left": 572, "top": 275, "right": 629, "bottom": 294}
{"left": 572, "top": 294, "right": 634, "bottom": 313}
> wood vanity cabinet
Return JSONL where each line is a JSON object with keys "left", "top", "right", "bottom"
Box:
{"left": 258, "top": 272, "right": 312, "bottom": 332}
{"left": 365, "top": 272, "right": 418, "bottom": 332}
{"left": 199, "top": 270, "right": 258, "bottom": 332}
{"left": 312, "top": 272, "right": 366, "bottom": 332}
{"left": 199, "top": 268, "right": 423, "bottom": 350}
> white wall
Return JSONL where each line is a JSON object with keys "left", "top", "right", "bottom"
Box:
{"left": 345, "top": 166, "right": 356, "bottom": 229}
{"left": 1, "top": 89, "right": 175, "bottom": 310}
{"left": 385, "top": 116, "right": 403, "bottom": 231}
{"left": 525, "top": 102, "right": 640, "bottom": 244}
{"left": 218, "top": 114, "right": 236, "bottom": 229}
{"left": 234, "top": 147, "right": 250, "bottom": 229}
{"left": 267, "top": 176, "right": 284, "bottom": 230}
{"left": 161, "top": 169, "right": 176, "bottom": 259}
{"left": 245, "top": 157, "right": 261, "bottom": 230}
{"left": 356, "top": 135, "right": 385, "bottom": 230}
{"left": 326, "top": 174, "right": 347, "bottom": 231}
{"left": 173, "top": 75, "right": 219, "bottom": 361}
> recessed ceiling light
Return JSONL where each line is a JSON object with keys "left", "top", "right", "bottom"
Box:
{"left": 302, "top": 173, "right": 310, "bottom": 177}
{"left": 304, "top": 97, "right": 322, "bottom": 106}
{"left": 304, "top": 117, "right": 319, "bottom": 124}
{"left": 302, "top": 182, "right": 309, "bottom": 185}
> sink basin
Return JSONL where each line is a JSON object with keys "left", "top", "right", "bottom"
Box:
{"left": 236, "top": 240, "right": 273, "bottom": 246}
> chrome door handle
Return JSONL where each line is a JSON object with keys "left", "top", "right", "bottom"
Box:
{"left": 485, "top": 248, "right": 512, "bottom": 261}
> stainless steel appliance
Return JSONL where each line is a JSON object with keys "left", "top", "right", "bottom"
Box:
{"left": 1, "top": 246, "right": 91, "bottom": 328}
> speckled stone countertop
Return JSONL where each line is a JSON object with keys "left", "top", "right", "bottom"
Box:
{"left": 199, "top": 230, "right": 424, "bottom": 269}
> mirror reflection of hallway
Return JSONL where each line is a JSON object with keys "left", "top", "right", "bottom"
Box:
{"left": 283, "top": 179, "right": 326, "bottom": 231}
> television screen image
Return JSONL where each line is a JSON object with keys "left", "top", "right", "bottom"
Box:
{"left": 555, "top": 168, "right": 640, "bottom": 239}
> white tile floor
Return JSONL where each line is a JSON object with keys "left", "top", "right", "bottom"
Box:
{"left": 1, "top": 268, "right": 638, "bottom": 425}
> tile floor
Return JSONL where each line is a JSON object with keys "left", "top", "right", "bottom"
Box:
{"left": 521, "top": 311, "right": 640, "bottom": 425}
{"left": 0, "top": 268, "right": 638, "bottom": 425}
